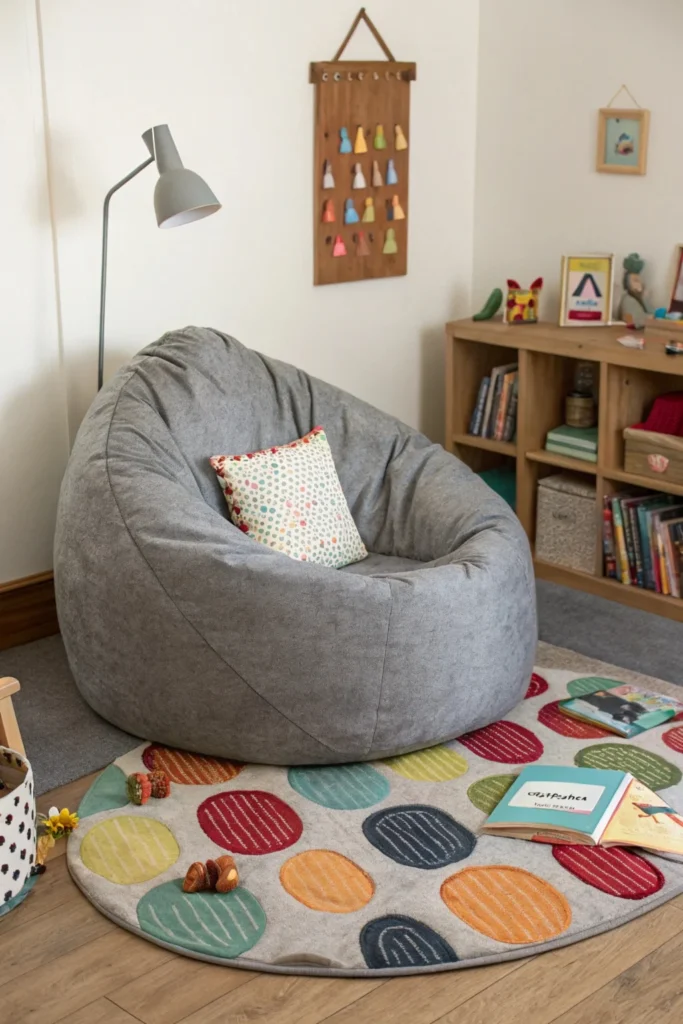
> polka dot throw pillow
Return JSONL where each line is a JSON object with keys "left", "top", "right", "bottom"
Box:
{"left": 210, "top": 427, "right": 367, "bottom": 569}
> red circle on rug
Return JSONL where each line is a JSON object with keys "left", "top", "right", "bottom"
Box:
{"left": 525, "top": 673, "right": 549, "bottom": 699}
{"left": 142, "top": 744, "right": 244, "bottom": 785}
{"left": 457, "top": 722, "right": 543, "bottom": 764}
{"left": 552, "top": 845, "right": 664, "bottom": 900}
{"left": 538, "top": 701, "right": 610, "bottom": 739}
{"left": 663, "top": 726, "right": 683, "bottom": 754}
{"left": 197, "top": 790, "right": 303, "bottom": 855}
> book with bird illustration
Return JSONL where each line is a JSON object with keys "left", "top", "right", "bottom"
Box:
{"left": 482, "top": 765, "right": 683, "bottom": 855}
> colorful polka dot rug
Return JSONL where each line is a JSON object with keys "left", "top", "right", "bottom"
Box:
{"left": 67, "top": 648, "right": 683, "bottom": 977}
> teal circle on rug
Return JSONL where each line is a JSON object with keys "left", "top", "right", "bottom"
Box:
{"left": 67, "top": 663, "right": 683, "bottom": 977}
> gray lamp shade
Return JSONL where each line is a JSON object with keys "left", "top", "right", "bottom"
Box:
{"left": 142, "top": 124, "right": 221, "bottom": 229}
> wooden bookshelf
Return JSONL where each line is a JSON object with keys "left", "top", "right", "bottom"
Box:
{"left": 445, "top": 318, "right": 683, "bottom": 622}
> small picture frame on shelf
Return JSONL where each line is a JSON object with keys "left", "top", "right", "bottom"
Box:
{"left": 559, "top": 254, "right": 615, "bottom": 327}
{"left": 596, "top": 108, "right": 649, "bottom": 175}
{"left": 668, "top": 244, "right": 683, "bottom": 316}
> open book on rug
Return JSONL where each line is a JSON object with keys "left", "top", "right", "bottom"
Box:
{"left": 482, "top": 765, "right": 683, "bottom": 856}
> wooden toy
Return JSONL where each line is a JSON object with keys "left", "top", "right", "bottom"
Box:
{"left": 391, "top": 195, "right": 405, "bottom": 220}
{"left": 386, "top": 159, "right": 398, "bottom": 185}
{"left": 356, "top": 231, "right": 371, "bottom": 256}
{"left": 352, "top": 163, "right": 367, "bottom": 189}
{"left": 383, "top": 228, "right": 398, "bottom": 255}
{"left": 183, "top": 855, "right": 239, "bottom": 894}
{"left": 322, "top": 199, "right": 335, "bottom": 223}
{"left": 505, "top": 278, "right": 543, "bottom": 324}
{"left": 395, "top": 124, "right": 408, "bottom": 150}
{"left": 322, "top": 161, "right": 335, "bottom": 189}
{"left": 0, "top": 677, "right": 23, "bottom": 755}
{"left": 311, "top": 8, "right": 414, "bottom": 284}
{"left": 344, "top": 199, "right": 360, "bottom": 224}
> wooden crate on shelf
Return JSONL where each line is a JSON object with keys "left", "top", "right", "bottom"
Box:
{"left": 444, "top": 318, "right": 683, "bottom": 622}
{"left": 624, "top": 426, "right": 683, "bottom": 486}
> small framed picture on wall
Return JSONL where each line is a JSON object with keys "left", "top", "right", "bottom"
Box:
{"left": 596, "top": 108, "right": 649, "bottom": 175}
{"left": 559, "top": 254, "right": 615, "bottom": 327}
{"left": 668, "top": 245, "right": 683, "bottom": 316}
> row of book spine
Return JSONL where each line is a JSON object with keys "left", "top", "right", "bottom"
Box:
{"left": 468, "top": 363, "right": 518, "bottom": 442}
{"left": 603, "top": 491, "right": 683, "bottom": 598}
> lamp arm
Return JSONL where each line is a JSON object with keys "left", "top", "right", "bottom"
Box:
{"left": 97, "top": 155, "right": 155, "bottom": 390}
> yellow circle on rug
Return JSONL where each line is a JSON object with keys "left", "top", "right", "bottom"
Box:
{"left": 280, "top": 849, "right": 375, "bottom": 913}
{"left": 384, "top": 746, "right": 468, "bottom": 782}
{"left": 440, "top": 865, "right": 571, "bottom": 944}
{"left": 81, "top": 815, "right": 179, "bottom": 884}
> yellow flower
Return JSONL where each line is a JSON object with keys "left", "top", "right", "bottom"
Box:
{"left": 41, "top": 806, "right": 79, "bottom": 838}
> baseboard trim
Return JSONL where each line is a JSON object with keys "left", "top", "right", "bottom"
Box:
{"left": 0, "top": 571, "right": 59, "bottom": 651}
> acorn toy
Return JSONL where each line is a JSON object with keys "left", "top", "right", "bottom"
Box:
{"left": 126, "top": 770, "right": 171, "bottom": 806}
{"left": 183, "top": 855, "right": 239, "bottom": 894}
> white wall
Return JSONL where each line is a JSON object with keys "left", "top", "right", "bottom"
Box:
{"left": 474, "top": 0, "right": 683, "bottom": 320}
{"left": 0, "top": 1, "right": 69, "bottom": 583}
{"left": 40, "top": 0, "right": 480, "bottom": 444}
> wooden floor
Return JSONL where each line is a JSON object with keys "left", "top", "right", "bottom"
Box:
{"left": 2, "top": 773, "right": 683, "bottom": 1023}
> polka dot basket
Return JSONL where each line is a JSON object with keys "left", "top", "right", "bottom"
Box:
{"left": 0, "top": 747, "right": 37, "bottom": 917}
{"left": 67, "top": 663, "right": 683, "bottom": 977}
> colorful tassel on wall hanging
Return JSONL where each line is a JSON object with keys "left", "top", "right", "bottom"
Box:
{"left": 362, "top": 197, "right": 375, "bottom": 223}
{"left": 371, "top": 160, "right": 383, "bottom": 187}
{"left": 374, "top": 124, "right": 387, "bottom": 150}
{"left": 383, "top": 228, "right": 398, "bottom": 255}
{"left": 332, "top": 235, "right": 347, "bottom": 257}
{"left": 386, "top": 159, "right": 398, "bottom": 186}
{"left": 391, "top": 195, "right": 405, "bottom": 220}
{"left": 322, "top": 161, "right": 335, "bottom": 189}
{"left": 354, "top": 126, "right": 367, "bottom": 154}
{"left": 356, "top": 231, "right": 371, "bottom": 256}
{"left": 395, "top": 124, "right": 408, "bottom": 150}
{"left": 352, "top": 163, "right": 367, "bottom": 189}
{"left": 339, "top": 127, "right": 352, "bottom": 154}
{"left": 322, "top": 199, "right": 335, "bottom": 223}
{"left": 344, "top": 198, "right": 360, "bottom": 224}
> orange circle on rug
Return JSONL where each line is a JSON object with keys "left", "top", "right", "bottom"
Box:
{"left": 280, "top": 850, "right": 375, "bottom": 913}
{"left": 142, "top": 743, "right": 244, "bottom": 785}
{"left": 440, "top": 866, "right": 571, "bottom": 944}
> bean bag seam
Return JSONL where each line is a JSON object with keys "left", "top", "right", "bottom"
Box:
{"left": 365, "top": 577, "right": 395, "bottom": 757}
{"left": 104, "top": 368, "right": 340, "bottom": 756}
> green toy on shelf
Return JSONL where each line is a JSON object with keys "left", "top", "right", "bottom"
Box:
{"left": 473, "top": 288, "right": 503, "bottom": 321}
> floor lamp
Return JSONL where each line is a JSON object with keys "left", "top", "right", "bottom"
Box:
{"left": 98, "top": 124, "right": 221, "bottom": 390}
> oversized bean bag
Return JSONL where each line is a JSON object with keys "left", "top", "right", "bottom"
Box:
{"left": 54, "top": 328, "right": 537, "bottom": 764}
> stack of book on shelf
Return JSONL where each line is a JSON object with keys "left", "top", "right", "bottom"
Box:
{"left": 603, "top": 491, "right": 683, "bottom": 597}
{"left": 468, "top": 363, "right": 518, "bottom": 441}
{"left": 545, "top": 425, "right": 598, "bottom": 463}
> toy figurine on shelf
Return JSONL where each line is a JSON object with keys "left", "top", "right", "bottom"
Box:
{"left": 618, "top": 253, "right": 651, "bottom": 329}
{"left": 504, "top": 278, "right": 543, "bottom": 324}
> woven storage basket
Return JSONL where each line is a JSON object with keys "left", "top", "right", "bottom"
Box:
{"left": 624, "top": 427, "right": 683, "bottom": 486}
{"left": 535, "top": 473, "right": 596, "bottom": 574}
{"left": 0, "top": 746, "right": 36, "bottom": 911}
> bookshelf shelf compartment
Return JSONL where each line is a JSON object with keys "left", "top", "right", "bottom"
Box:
{"left": 453, "top": 433, "right": 517, "bottom": 457}
{"left": 526, "top": 450, "right": 598, "bottom": 476}
{"left": 446, "top": 318, "right": 683, "bottom": 622}
{"left": 603, "top": 467, "right": 683, "bottom": 499}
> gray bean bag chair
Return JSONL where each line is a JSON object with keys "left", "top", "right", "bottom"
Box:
{"left": 54, "top": 328, "right": 536, "bottom": 764}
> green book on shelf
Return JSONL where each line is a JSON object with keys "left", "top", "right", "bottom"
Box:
{"left": 545, "top": 442, "right": 598, "bottom": 463}
{"left": 546, "top": 425, "right": 598, "bottom": 452}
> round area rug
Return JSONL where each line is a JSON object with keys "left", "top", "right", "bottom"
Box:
{"left": 68, "top": 660, "right": 683, "bottom": 977}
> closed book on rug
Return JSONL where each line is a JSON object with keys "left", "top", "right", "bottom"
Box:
{"left": 481, "top": 765, "right": 683, "bottom": 855}
{"left": 559, "top": 684, "right": 683, "bottom": 738}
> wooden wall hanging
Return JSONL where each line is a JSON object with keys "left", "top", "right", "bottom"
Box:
{"left": 310, "top": 8, "right": 416, "bottom": 286}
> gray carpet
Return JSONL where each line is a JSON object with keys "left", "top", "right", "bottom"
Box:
{"left": 1, "top": 579, "right": 681, "bottom": 795}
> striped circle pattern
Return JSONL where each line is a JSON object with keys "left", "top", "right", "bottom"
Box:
{"left": 197, "top": 791, "right": 303, "bottom": 854}
{"left": 575, "top": 744, "right": 682, "bottom": 791}
{"left": 280, "top": 850, "right": 374, "bottom": 913}
{"left": 142, "top": 744, "right": 244, "bottom": 785}
{"left": 566, "top": 676, "right": 622, "bottom": 698}
{"left": 467, "top": 774, "right": 517, "bottom": 814}
{"left": 663, "top": 726, "right": 683, "bottom": 754}
{"left": 81, "top": 816, "right": 179, "bottom": 884}
{"left": 552, "top": 845, "right": 665, "bottom": 900}
{"left": 384, "top": 746, "right": 468, "bottom": 782}
{"left": 137, "top": 879, "right": 266, "bottom": 958}
{"left": 441, "top": 866, "right": 572, "bottom": 944}
{"left": 538, "top": 700, "right": 610, "bottom": 739}
{"left": 360, "top": 916, "right": 458, "bottom": 969}
{"left": 526, "top": 673, "right": 549, "bottom": 699}
{"left": 288, "top": 764, "right": 389, "bottom": 810}
{"left": 456, "top": 721, "right": 544, "bottom": 764}
{"left": 362, "top": 805, "right": 476, "bottom": 869}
